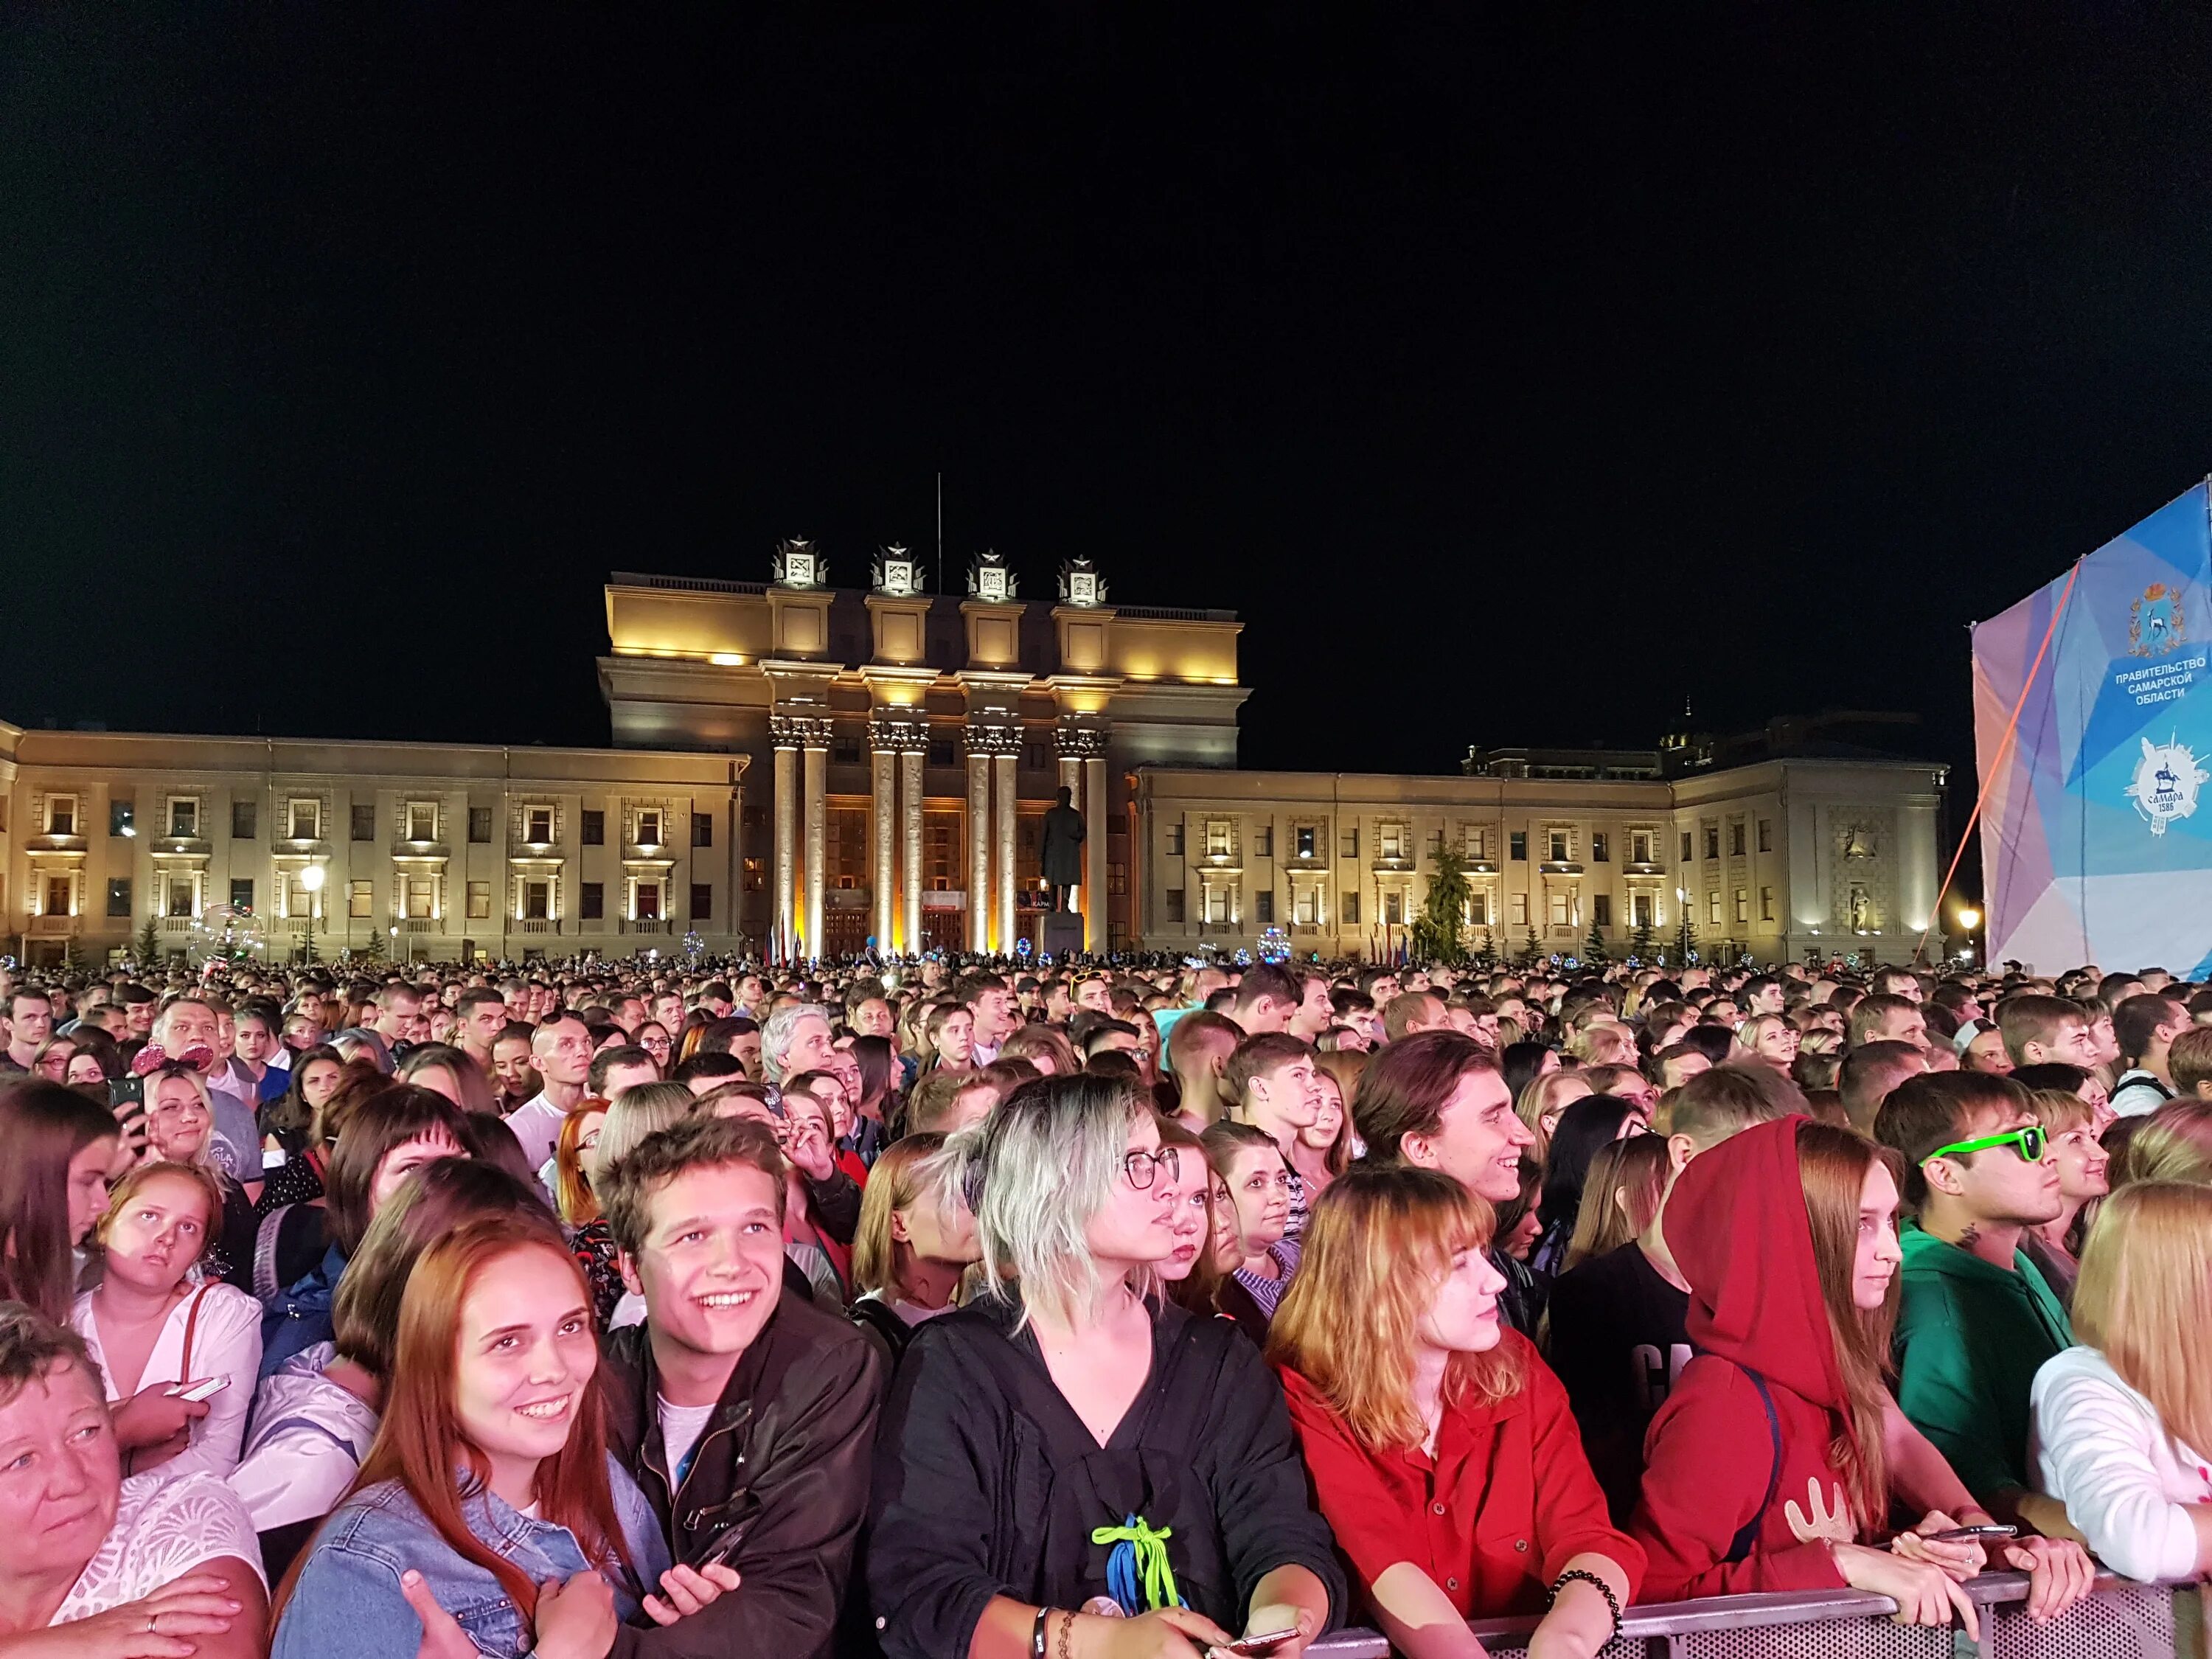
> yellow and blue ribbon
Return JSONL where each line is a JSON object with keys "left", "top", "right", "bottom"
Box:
{"left": 1091, "top": 1513, "right": 1183, "bottom": 1615}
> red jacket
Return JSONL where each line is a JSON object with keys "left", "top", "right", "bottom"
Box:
{"left": 1279, "top": 1332, "right": 1646, "bottom": 1620}
{"left": 1628, "top": 1116, "right": 1854, "bottom": 1599}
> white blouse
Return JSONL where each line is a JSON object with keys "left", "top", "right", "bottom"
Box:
{"left": 72, "top": 1280, "right": 264, "bottom": 1484}
{"left": 50, "top": 1472, "right": 265, "bottom": 1625}
{"left": 2031, "top": 1343, "right": 2212, "bottom": 1583}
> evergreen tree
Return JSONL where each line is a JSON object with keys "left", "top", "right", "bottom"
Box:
{"left": 135, "top": 915, "right": 159, "bottom": 966}
{"left": 1411, "top": 847, "right": 1472, "bottom": 967}
{"left": 1630, "top": 917, "right": 1658, "bottom": 964}
{"left": 1583, "top": 919, "right": 1610, "bottom": 964}
{"left": 1520, "top": 925, "right": 1542, "bottom": 969}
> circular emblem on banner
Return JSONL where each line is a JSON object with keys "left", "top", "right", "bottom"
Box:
{"left": 2126, "top": 734, "right": 2209, "bottom": 836}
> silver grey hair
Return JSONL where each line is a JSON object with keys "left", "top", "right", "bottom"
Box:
{"left": 759, "top": 1002, "right": 829, "bottom": 1085}
{"left": 964, "top": 1072, "right": 1150, "bottom": 1328}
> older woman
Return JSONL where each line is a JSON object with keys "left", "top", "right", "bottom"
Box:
{"left": 0, "top": 1304, "right": 267, "bottom": 1655}
{"left": 870, "top": 1074, "right": 1343, "bottom": 1659}
{"left": 139, "top": 1063, "right": 258, "bottom": 1291}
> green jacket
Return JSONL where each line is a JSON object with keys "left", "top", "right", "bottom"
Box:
{"left": 1893, "top": 1220, "right": 2074, "bottom": 1504}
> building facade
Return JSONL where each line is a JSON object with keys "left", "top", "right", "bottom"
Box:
{"left": 0, "top": 725, "right": 743, "bottom": 966}
{"left": 1133, "top": 748, "right": 1950, "bottom": 967}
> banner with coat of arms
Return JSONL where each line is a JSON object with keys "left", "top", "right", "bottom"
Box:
{"left": 1974, "top": 479, "right": 2212, "bottom": 975}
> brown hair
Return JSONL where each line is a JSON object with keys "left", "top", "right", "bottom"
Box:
{"left": 849, "top": 1132, "right": 950, "bottom": 1300}
{"left": 1352, "top": 1031, "right": 1498, "bottom": 1164}
{"left": 0, "top": 1301, "right": 102, "bottom": 1411}
{"left": 94, "top": 1161, "right": 224, "bottom": 1271}
{"left": 1874, "top": 1071, "right": 2031, "bottom": 1208}
{"left": 1799, "top": 1121, "right": 1896, "bottom": 1528}
{"left": 1561, "top": 1133, "right": 1671, "bottom": 1273}
{"left": 2168, "top": 1026, "right": 2212, "bottom": 1097}
{"left": 599, "top": 1114, "right": 787, "bottom": 1259}
{"left": 0, "top": 1079, "right": 122, "bottom": 1323}
{"left": 322, "top": 1085, "right": 475, "bottom": 1258}
{"left": 1154, "top": 1116, "right": 1225, "bottom": 1318}
{"left": 1268, "top": 1164, "right": 1520, "bottom": 1450}
{"left": 1222, "top": 1032, "right": 1312, "bottom": 1103}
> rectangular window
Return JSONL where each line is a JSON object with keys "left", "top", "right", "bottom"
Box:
{"left": 1295, "top": 825, "right": 1316, "bottom": 859}
{"left": 1166, "top": 888, "right": 1186, "bottom": 922}
{"left": 406, "top": 877, "right": 434, "bottom": 920}
{"left": 1469, "top": 891, "right": 1488, "bottom": 925}
{"left": 1510, "top": 892, "right": 1528, "bottom": 926}
{"left": 691, "top": 882, "right": 713, "bottom": 919}
{"left": 1549, "top": 891, "right": 1569, "bottom": 926}
{"left": 468, "top": 807, "right": 493, "bottom": 844}
{"left": 1632, "top": 830, "right": 1653, "bottom": 864}
{"left": 349, "top": 803, "right": 375, "bottom": 842}
{"left": 638, "top": 883, "right": 663, "bottom": 921}
{"left": 1731, "top": 822, "right": 1746, "bottom": 858}
{"left": 1594, "top": 894, "right": 1613, "bottom": 928}
{"left": 1758, "top": 818, "right": 1773, "bottom": 854}
{"left": 291, "top": 799, "right": 321, "bottom": 841}
{"left": 1680, "top": 830, "right": 1694, "bottom": 862}
{"left": 693, "top": 813, "right": 713, "bottom": 848}
{"left": 46, "top": 796, "right": 76, "bottom": 835}
{"left": 1255, "top": 889, "right": 1275, "bottom": 923}
{"left": 743, "top": 857, "right": 765, "bottom": 893}
{"left": 1590, "top": 832, "right": 1609, "bottom": 863}
{"left": 1385, "top": 891, "right": 1405, "bottom": 925}
{"left": 348, "top": 880, "right": 372, "bottom": 919}
{"left": 580, "top": 810, "right": 605, "bottom": 846}
{"left": 1464, "top": 826, "right": 1486, "bottom": 860}
{"left": 407, "top": 802, "right": 437, "bottom": 842}
{"left": 636, "top": 810, "right": 664, "bottom": 847}
{"left": 108, "top": 878, "right": 132, "bottom": 918}
{"left": 1379, "top": 823, "right": 1406, "bottom": 860}
{"left": 111, "top": 799, "right": 135, "bottom": 837}
{"left": 1426, "top": 828, "right": 1444, "bottom": 858}
{"left": 527, "top": 807, "right": 554, "bottom": 844}
{"left": 526, "top": 880, "right": 552, "bottom": 921}
{"left": 229, "top": 878, "right": 253, "bottom": 913}
{"left": 1708, "top": 890, "right": 1722, "bottom": 925}
{"left": 1205, "top": 819, "right": 1233, "bottom": 859}
{"left": 1704, "top": 827, "right": 1720, "bottom": 860}
{"left": 232, "top": 799, "right": 257, "bottom": 840}
{"left": 1760, "top": 885, "right": 1775, "bottom": 922}
{"left": 1510, "top": 831, "right": 1528, "bottom": 861}
{"left": 1253, "top": 825, "right": 1273, "bottom": 858}
{"left": 167, "top": 878, "right": 194, "bottom": 918}
{"left": 1734, "top": 888, "right": 1749, "bottom": 924}
{"left": 580, "top": 882, "right": 604, "bottom": 920}
{"left": 467, "top": 881, "right": 491, "bottom": 920}
{"left": 1203, "top": 885, "right": 1231, "bottom": 925}
{"left": 1341, "top": 891, "right": 1361, "bottom": 926}
{"left": 1294, "top": 885, "right": 1321, "bottom": 926}
{"left": 45, "top": 875, "right": 72, "bottom": 916}
{"left": 837, "top": 737, "right": 866, "bottom": 766}
{"left": 1340, "top": 827, "right": 1360, "bottom": 860}
{"left": 1548, "top": 830, "right": 1569, "bottom": 863}
{"left": 1165, "top": 823, "right": 1184, "bottom": 857}
{"left": 1632, "top": 892, "right": 1654, "bottom": 929}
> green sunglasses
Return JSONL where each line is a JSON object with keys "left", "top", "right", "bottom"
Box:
{"left": 1921, "top": 1124, "right": 2048, "bottom": 1166}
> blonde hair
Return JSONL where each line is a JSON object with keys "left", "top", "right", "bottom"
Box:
{"left": 849, "top": 1132, "right": 954, "bottom": 1298}
{"left": 142, "top": 1067, "right": 226, "bottom": 1182}
{"left": 1515, "top": 1069, "right": 1591, "bottom": 1157}
{"left": 1561, "top": 1133, "right": 1671, "bottom": 1273}
{"left": 95, "top": 1161, "right": 225, "bottom": 1271}
{"left": 1267, "top": 1164, "right": 1521, "bottom": 1451}
{"left": 2075, "top": 1181, "right": 2212, "bottom": 1467}
{"left": 2111, "top": 1100, "right": 2212, "bottom": 1188}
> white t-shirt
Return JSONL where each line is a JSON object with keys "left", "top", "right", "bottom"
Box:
{"left": 505, "top": 1092, "right": 571, "bottom": 1183}
{"left": 658, "top": 1396, "right": 717, "bottom": 1483}
{"left": 72, "top": 1281, "right": 264, "bottom": 1484}
{"left": 51, "top": 1472, "right": 266, "bottom": 1626}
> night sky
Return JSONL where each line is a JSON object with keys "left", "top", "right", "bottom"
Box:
{"left": 10, "top": 3, "right": 2212, "bottom": 802}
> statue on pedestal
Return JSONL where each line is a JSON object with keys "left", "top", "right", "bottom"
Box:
{"left": 1041, "top": 786, "right": 1086, "bottom": 914}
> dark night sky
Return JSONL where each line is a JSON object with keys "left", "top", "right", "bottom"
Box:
{"left": 9, "top": 2, "right": 2212, "bottom": 799}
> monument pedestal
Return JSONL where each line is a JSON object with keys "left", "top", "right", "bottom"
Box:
{"left": 1040, "top": 911, "right": 1086, "bottom": 961}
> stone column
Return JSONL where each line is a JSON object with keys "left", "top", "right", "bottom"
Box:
{"left": 900, "top": 734, "right": 925, "bottom": 956}
{"left": 1084, "top": 754, "right": 1108, "bottom": 952}
{"left": 770, "top": 730, "right": 798, "bottom": 963}
{"left": 993, "top": 750, "right": 1018, "bottom": 953}
{"left": 965, "top": 739, "right": 992, "bottom": 953}
{"left": 869, "top": 732, "right": 896, "bottom": 951}
{"left": 802, "top": 737, "right": 828, "bottom": 962}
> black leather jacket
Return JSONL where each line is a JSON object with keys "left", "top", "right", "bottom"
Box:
{"left": 599, "top": 1291, "right": 886, "bottom": 1659}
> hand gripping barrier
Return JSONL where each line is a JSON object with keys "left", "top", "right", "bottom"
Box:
{"left": 1305, "top": 1571, "right": 2204, "bottom": 1659}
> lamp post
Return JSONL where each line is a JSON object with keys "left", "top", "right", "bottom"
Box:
{"left": 299, "top": 864, "right": 325, "bottom": 966}
{"left": 1955, "top": 904, "right": 1983, "bottom": 967}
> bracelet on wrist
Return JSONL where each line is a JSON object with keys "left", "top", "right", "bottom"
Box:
{"left": 1032, "top": 1607, "right": 1049, "bottom": 1659}
{"left": 1055, "top": 1608, "right": 1075, "bottom": 1659}
{"left": 1546, "top": 1568, "right": 1622, "bottom": 1640}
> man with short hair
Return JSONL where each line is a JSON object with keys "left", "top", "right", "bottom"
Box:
{"left": 1227, "top": 964, "right": 1298, "bottom": 1036}
{"left": 907, "top": 1069, "right": 999, "bottom": 1135}
{"left": 1166, "top": 1009, "right": 1242, "bottom": 1130}
{"left": 2108, "top": 993, "right": 2189, "bottom": 1116}
{"left": 1994, "top": 993, "right": 2102, "bottom": 1070}
{"left": 607, "top": 993, "right": 647, "bottom": 1036}
{"left": 591, "top": 1043, "right": 663, "bottom": 1101}
{"left": 1224, "top": 1032, "right": 1322, "bottom": 1236}
{"left": 1847, "top": 992, "right": 1927, "bottom": 1051}
{"left": 453, "top": 985, "right": 509, "bottom": 1073}
{"left": 0, "top": 988, "right": 52, "bottom": 1071}
{"left": 1650, "top": 1043, "right": 1711, "bottom": 1092}
{"left": 509, "top": 1010, "right": 594, "bottom": 1177}
{"left": 1877, "top": 1073, "right": 2073, "bottom": 1518}
{"left": 1838, "top": 1038, "right": 1930, "bottom": 1137}
{"left": 1286, "top": 972, "right": 1335, "bottom": 1043}
{"left": 1380, "top": 990, "right": 1448, "bottom": 1042}
{"left": 1736, "top": 974, "right": 1784, "bottom": 1018}
{"left": 2169, "top": 1026, "right": 2212, "bottom": 1099}
{"left": 367, "top": 984, "right": 420, "bottom": 1054}
{"left": 760, "top": 1004, "right": 837, "bottom": 1086}
{"left": 1871, "top": 966, "right": 1924, "bottom": 1003}
{"left": 599, "top": 1116, "right": 884, "bottom": 1659}
{"left": 959, "top": 974, "right": 1017, "bottom": 1066}
{"left": 1354, "top": 1031, "right": 1533, "bottom": 1205}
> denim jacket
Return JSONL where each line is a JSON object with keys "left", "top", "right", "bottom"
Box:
{"left": 270, "top": 1453, "right": 671, "bottom": 1659}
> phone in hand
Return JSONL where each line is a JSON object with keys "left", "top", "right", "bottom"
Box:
{"left": 1927, "top": 1523, "right": 2016, "bottom": 1542}
{"left": 696, "top": 1521, "right": 748, "bottom": 1570}
{"left": 1225, "top": 1630, "right": 1302, "bottom": 1656}
{"left": 170, "top": 1377, "right": 228, "bottom": 1404}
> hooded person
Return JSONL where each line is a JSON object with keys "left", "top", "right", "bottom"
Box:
{"left": 1627, "top": 1118, "right": 1987, "bottom": 1627}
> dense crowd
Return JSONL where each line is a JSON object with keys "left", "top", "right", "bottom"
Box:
{"left": 7, "top": 946, "right": 2212, "bottom": 1658}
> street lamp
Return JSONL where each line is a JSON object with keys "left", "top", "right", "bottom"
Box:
{"left": 299, "top": 865, "right": 325, "bottom": 964}
{"left": 1955, "top": 903, "right": 1982, "bottom": 965}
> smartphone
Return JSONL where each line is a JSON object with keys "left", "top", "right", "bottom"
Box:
{"left": 696, "top": 1521, "right": 748, "bottom": 1569}
{"left": 1225, "top": 1630, "right": 1302, "bottom": 1656}
{"left": 1928, "top": 1524, "right": 2016, "bottom": 1542}
{"left": 171, "top": 1377, "right": 229, "bottom": 1404}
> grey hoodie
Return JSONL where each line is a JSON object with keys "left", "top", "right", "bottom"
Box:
{"left": 227, "top": 1341, "right": 380, "bottom": 1531}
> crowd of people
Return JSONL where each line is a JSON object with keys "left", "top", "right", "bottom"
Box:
{"left": 6, "top": 945, "right": 2212, "bottom": 1658}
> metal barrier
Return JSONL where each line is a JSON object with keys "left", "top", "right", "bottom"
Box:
{"left": 1304, "top": 1572, "right": 2205, "bottom": 1659}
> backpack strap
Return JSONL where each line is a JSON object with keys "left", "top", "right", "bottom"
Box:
{"left": 253, "top": 1206, "right": 296, "bottom": 1304}
{"left": 1724, "top": 1364, "right": 1784, "bottom": 1565}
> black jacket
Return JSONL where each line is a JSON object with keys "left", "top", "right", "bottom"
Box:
{"left": 599, "top": 1291, "right": 886, "bottom": 1659}
{"left": 868, "top": 1292, "right": 1346, "bottom": 1659}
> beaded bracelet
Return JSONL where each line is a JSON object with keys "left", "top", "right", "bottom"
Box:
{"left": 1548, "top": 1568, "right": 1622, "bottom": 1639}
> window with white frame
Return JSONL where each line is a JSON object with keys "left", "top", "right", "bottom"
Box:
{"left": 1708, "top": 890, "right": 1722, "bottom": 925}
{"left": 635, "top": 880, "right": 663, "bottom": 920}
{"left": 1468, "top": 891, "right": 1489, "bottom": 925}
{"left": 407, "top": 801, "right": 437, "bottom": 842}
{"left": 1384, "top": 890, "right": 1405, "bottom": 925}
{"left": 1632, "top": 829, "right": 1654, "bottom": 864}
{"left": 1548, "top": 829, "right": 1571, "bottom": 863}
{"left": 1377, "top": 821, "right": 1408, "bottom": 861}
{"left": 1203, "top": 883, "right": 1231, "bottom": 925}
{"left": 636, "top": 808, "right": 664, "bottom": 847}
{"left": 167, "top": 877, "right": 195, "bottom": 918}
{"left": 288, "top": 798, "right": 321, "bottom": 841}
{"left": 524, "top": 880, "right": 552, "bottom": 920}
{"left": 1549, "top": 891, "right": 1570, "bottom": 926}
{"left": 45, "top": 796, "right": 77, "bottom": 836}
{"left": 1509, "top": 892, "right": 1528, "bottom": 926}
{"left": 1293, "top": 883, "right": 1322, "bottom": 926}
{"left": 349, "top": 880, "right": 373, "bottom": 919}
{"left": 406, "top": 877, "right": 435, "bottom": 919}
{"left": 44, "top": 874, "right": 72, "bottom": 916}
{"left": 1463, "top": 825, "right": 1486, "bottom": 860}
{"left": 167, "top": 797, "right": 199, "bottom": 838}
{"left": 1204, "top": 818, "right": 1233, "bottom": 860}
{"left": 1632, "top": 892, "right": 1654, "bottom": 928}
{"left": 526, "top": 806, "right": 554, "bottom": 844}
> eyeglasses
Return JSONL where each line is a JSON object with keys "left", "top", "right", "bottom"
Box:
{"left": 1121, "top": 1146, "right": 1182, "bottom": 1192}
{"left": 1922, "top": 1124, "right": 2047, "bottom": 1165}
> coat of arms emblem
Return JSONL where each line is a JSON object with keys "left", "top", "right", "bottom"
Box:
{"left": 2126, "top": 735, "right": 2209, "bottom": 836}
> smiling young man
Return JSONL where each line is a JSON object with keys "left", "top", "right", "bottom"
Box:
{"left": 599, "top": 1116, "right": 885, "bottom": 1659}
{"left": 1225, "top": 1032, "right": 1322, "bottom": 1237}
{"left": 1875, "top": 1071, "right": 2073, "bottom": 1519}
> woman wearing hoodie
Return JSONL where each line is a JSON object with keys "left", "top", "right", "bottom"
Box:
{"left": 1630, "top": 1116, "right": 2092, "bottom": 1631}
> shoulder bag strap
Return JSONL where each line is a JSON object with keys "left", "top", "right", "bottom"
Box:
{"left": 180, "top": 1281, "right": 214, "bottom": 1380}
{"left": 1723, "top": 1363, "right": 1784, "bottom": 1565}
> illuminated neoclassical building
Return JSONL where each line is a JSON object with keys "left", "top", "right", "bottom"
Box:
{"left": 597, "top": 546, "right": 1247, "bottom": 957}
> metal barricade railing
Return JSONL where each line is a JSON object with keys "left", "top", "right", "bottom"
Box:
{"left": 1305, "top": 1573, "right": 2204, "bottom": 1659}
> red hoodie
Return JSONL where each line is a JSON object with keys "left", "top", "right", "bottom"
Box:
{"left": 1627, "top": 1116, "right": 1855, "bottom": 1599}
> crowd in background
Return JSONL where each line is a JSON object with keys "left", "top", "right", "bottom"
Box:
{"left": 7, "top": 942, "right": 2212, "bottom": 1658}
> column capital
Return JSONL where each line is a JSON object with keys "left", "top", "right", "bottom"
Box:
{"left": 964, "top": 718, "right": 1023, "bottom": 759}
{"left": 869, "top": 713, "right": 930, "bottom": 754}
{"left": 1054, "top": 716, "right": 1110, "bottom": 760}
{"left": 769, "top": 712, "right": 836, "bottom": 749}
